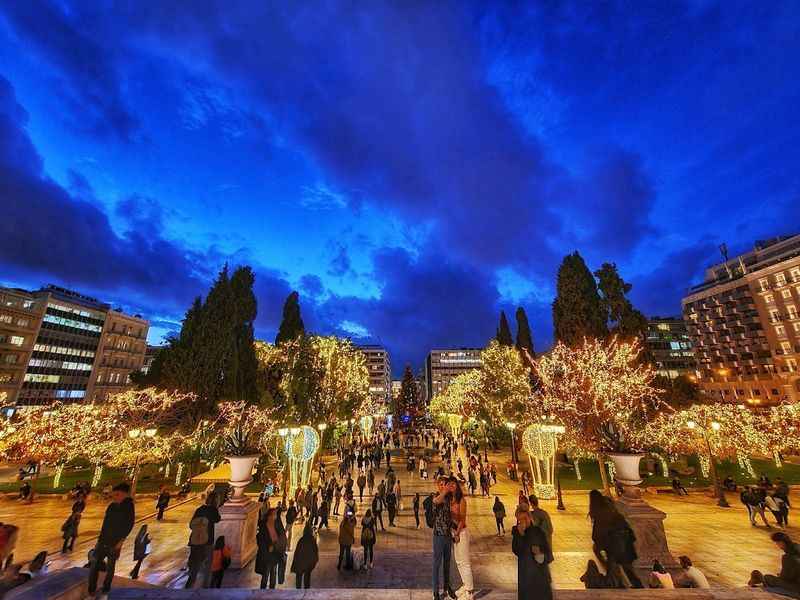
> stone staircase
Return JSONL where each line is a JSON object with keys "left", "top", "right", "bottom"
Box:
{"left": 110, "top": 589, "right": 783, "bottom": 599}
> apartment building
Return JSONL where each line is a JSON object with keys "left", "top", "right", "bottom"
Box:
{"left": 1, "top": 285, "right": 149, "bottom": 407}
{"left": 0, "top": 288, "right": 46, "bottom": 406}
{"left": 357, "top": 344, "right": 392, "bottom": 405}
{"left": 646, "top": 317, "right": 696, "bottom": 379}
{"left": 424, "top": 348, "right": 482, "bottom": 400}
{"left": 682, "top": 235, "right": 800, "bottom": 405}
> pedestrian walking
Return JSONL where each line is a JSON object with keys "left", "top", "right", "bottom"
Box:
{"left": 285, "top": 500, "right": 298, "bottom": 550}
{"left": 361, "top": 509, "right": 377, "bottom": 569}
{"left": 413, "top": 492, "right": 421, "bottom": 529}
{"left": 290, "top": 522, "right": 318, "bottom": 589}
{"left": 512, "top": 507, "right": 553, "bottom": 600}
{"left": 372, "top": 493, "right": 386, "bottom": 531}
{"left": 367, "top": 468, "right": 375, "bottom": 496}
{"left": 185, "top": 493, "right": 221, "bottom": 589}
{"left": 337, "top": 510, "right": 356, "bottom": 571}
{"left": 588, "top": 489, "right": 642, "bottom": 588}
{"left": 493, "top": 496, "right": 506, "bottom": 536}
{"left": 61, "top": 510, "right": 81, "bottom": 553}
{"left": 156, "top": 485, "right": 171, "bottom": 521}
{"left": 319, "top": 498, "right": 330, "bottom": 530}
{"left": 386, "top": 491, "right": 398, "bottom": 527}
{"left": 255, "top": 508, "right": 284, "bottom": 589}
{"left": 87, "top": 482, "right": 135, "bottom": 596}
{"left": 129, "top": 525, "right": 151, "bottom": 579}
{"left": 357, "top": 473, "right": 367, "bottom": 502}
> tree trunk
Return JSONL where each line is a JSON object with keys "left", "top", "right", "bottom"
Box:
{"left": 597, "top": 453, "right": 611, "bottom": 495}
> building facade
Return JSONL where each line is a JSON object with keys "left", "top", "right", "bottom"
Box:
{"left": 1, "top": 285, "right": 149, "bottom": 407}
{"left": 682, "top": 235, "right": 800, "bottom": 405}
{"left": 357, "top": 344, "right": 392, "bottom": 406}
{"left": 424, "top": 348, "right": 482, "bottom": 400}
{"left": 0, "top": 288, "right": 46, "bottom": 406}
{"left": 646, "top": 317, "right": 696, "bottom": 379}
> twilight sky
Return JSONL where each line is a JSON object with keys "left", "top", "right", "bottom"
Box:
{"left": 1, "top": 2, "right": 799, "bottom": 374}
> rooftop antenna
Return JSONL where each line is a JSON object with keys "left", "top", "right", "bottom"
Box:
{"left": 719, "top": 243, "right": 732, "bottom": 279}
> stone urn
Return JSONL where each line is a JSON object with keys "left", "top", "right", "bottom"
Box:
{"left": 607, "top": 452, "right": 645, "bottom": 486}
{"left": 226, "top": 455, "right": 259, "bottom": 504}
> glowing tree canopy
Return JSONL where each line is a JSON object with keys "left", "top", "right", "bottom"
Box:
{"left": 535, "top": 336, "right": 661, "bottom": 454}
{"left": 477, "top": 340, "right": 531, "bottom": 424}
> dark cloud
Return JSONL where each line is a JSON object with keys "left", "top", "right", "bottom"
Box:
{"left": 327, "top": 243, "right": 352, "bottom": 278}
{"left": 0, "top": 76, "right": 204, "bottom": 312}
{"left": 1, "top": 3, "right": 137, "bottom": 140}
{"left": 299, "top": 274, "right": 324, "bottom": 299}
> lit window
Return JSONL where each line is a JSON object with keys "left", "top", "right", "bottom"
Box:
{"left": 776, "top": 273, "right": 787, "bottom": 286}
{"left": 782, "top": 289, "right": 793, "bottom": 299}
{"left": 765, "top": 294, "right": 775, "bottom": 303}
{"left": 0, "top": 315, "right": 11, "bottom": 324}
{"left": 760, "top": 278, "right": 770, "bottom": 291}
{"left": 781, "top": 341, "right": 792, "bottom": 354}
{"left": 776, "top": 325, "right": 786, "bottom": 337}
{"left": 9, "top": 336, "right": 23, "bottom": 346}
{"left": 788, "top": 306, "right": 798, "bottom": 320}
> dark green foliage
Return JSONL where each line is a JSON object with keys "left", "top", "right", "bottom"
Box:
{"left": 496, "top": 311, "right": 514, "bottom": 346}
{"left": 552, "top": 252, "right": 608, "bottom": 346}
{"left": 514, "top": 307, "right": 535, "bottom": 357}
{"left": 275, "top": 291, "right": 305, "bottom": 345}
{"left": 395, "top": 365, "right": 419, "bottom": 423}
{"left": 595, "top": 262, "right": 649, "bottom": 340}
{"left": 654, "top": 374, "right": 702, "bottom": 410}
{"left": 136, "top": 265, "right": 261, "bottom": 416}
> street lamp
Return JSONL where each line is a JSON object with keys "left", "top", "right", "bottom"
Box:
{"left": 505, "top": 422, "right": 518, "bottom": 481}
{"left": 687, "top": 419, "right": 729, "bottom": 507}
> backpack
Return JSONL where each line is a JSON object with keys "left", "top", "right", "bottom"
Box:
{"left": 423, "top": 495, "right": 435, "bottom": 528}
{"left": 189, "top": 515, "right": 210, "bottom": 546}
{"left": 362, "top": 524, "right": 375, "bottom": 543}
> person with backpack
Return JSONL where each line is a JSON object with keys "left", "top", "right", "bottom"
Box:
{"left": 493, "top": 496, "right": 506, "bottom": 536}
{"left": 88, "top": 482, "right": 135, "bottom": 596}
{"left": 255, "top": 507, "right": 284, "bottom": 589}
{"left": 61, "top": 510, "right": 81, "bottom": 553}
{"left": 361, "top": 509, "right": 377, "bottom": 569}
{"left": 129, "top": 525, "right": 151, "bottom": 579}
{"left": 291, "top": 522, "right": 318, "bottom": 589}
{"left": 210, "top": 536, "right": 232, "bottom": 588}
{"left": 156, "top": 485, "right": 171, "bottom": 521}
{"left": 371, "top": 493, "right": 386, "bottom": 531}
{"left": 186, "top": 493, "right": 221, "bottom": 589}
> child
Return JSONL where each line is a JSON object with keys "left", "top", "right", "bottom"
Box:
{"left": 210, "top": 536, "right": 232, "bottom": 588}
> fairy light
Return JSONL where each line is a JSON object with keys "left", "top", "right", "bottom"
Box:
{"left": 175, "top": 462, "right": 184, "bottom": 486}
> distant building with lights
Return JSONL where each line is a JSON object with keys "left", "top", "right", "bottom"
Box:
{"left": 357, "top": 344, "right": 391, "bottom": 406}
{"left": 682, "top": 234, "right": 800, "bottom": 405}
{"left": 646, "top": 317, "right": 696, "bottom": 379}
{"left": 0, "top": 285, "right": 149, "bottom": 407}
{"left": 424, "top": 348, "right": 482, "bottom": 400}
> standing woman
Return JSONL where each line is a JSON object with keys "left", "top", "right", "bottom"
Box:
{"left": 451, "top": 481, "right": 474, "bottom": 600}
{"left": 512, "top": 508, "right": 553, "bottom": 600}
{"left": 255, "top": 508, "right": 281, "bottom": 589}
{"left": 588, "top": 490, "right": 642, "bottom": 588}
{"left": 361, "top": 508, "right": 377, "bottom": 569}
{"left": 493, "top": 496, "right": 506, "bottom": 537}
{"left": 129, "top": 525, "right": 151, "bottom": 579}
{"left": 413, "top": 493, "right": 421, "bottom": 529}
{"left": 290, "top": 522, "right": 318, "bottom": 589}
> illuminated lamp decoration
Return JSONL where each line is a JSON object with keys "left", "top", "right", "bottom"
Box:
{"left": 91, "top": 464, "right": 104, "bottom": 488}
{"left": 359, "top": 415, "right": 374, "bottom": 439}
{"left": 284, "top": 425, "right": 320, "bottom": 496}
{"left": 53, "top": 463, "right": 65, "bottom": 489}
{"left": 522, "top": 422, "right": 565, "bottom": 500}
{"left": 175, "top": 462, "right": 184, "bottom": 486}
{"left": 447, "top": 413, "right": 463, "bottom": 437}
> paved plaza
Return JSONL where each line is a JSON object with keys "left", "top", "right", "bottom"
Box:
{"left": 0, "top": 446, "right": 791, "bottom": 592}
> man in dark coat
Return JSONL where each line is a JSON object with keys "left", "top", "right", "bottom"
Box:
{"left": 156, "top": 485, "right": 171, "bottom": 521}
{"left": 290, "top": 522, "right": 318, "bottom": 589}
{"left": 88, "top": 482, "right": 135, "bottom": 595}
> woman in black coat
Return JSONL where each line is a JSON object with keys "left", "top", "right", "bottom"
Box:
{"left": 290, "top": 522, "right": 318, "bottom": 589}
{"left": 588, "top": 489, "right": 642, "bottom": 588}
{"left": 512, "top": 508, "right": 553, "bottom": 600}
{"left": 255, "top": 508, "right": 283, "bottom": 589}
{"left": 129, "top": 525, "right": 151, "bottom": 579}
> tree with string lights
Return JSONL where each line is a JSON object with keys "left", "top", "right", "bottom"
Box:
{"left": 534, "top": 336, "right": 661, "bottom": 493}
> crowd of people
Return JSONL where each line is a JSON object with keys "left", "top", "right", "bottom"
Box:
{"left": 0, "top": 426, "right": 798, "bottom": 599}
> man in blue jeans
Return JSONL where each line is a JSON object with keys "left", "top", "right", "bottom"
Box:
{"left": 432, "top": 476, "right": 457, "bottom": 600}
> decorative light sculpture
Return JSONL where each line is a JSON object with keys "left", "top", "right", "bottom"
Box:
{"left": 359, "top": 415, "right": 374, "bottom": 439}
{"left": 521, "top": 422, "right": 565, "bottom": 499}
{"left": 447, "top": 413, "right": 463, "bottom": 437}
{"left": 175, "top": 463, "right": 184, "bottom": 486}
{"left": 284, "top": 425, "right": 320, "bottom": 496}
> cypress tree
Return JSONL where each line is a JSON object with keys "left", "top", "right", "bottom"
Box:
{"left": 552, "top": 252, "right": 608, "bottom": 346}
{"left": 594, "top": 262, "right": 648, "bottom": 339}
{"left": 496, "top": 311, "right": 514, "bottom": 346}
{"left": 230, "top": 266, "right": 259, "bottom": 403}
{"left": 275, "top": 291, "right": 305, "bottom": 345}
{"left": 515, "top": 307, "right": 535, "bottom": 357}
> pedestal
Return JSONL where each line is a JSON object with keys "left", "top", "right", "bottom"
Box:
{"left": 614, "top": 487, "right": 679, "bottom": 579}
{"left": 216, "top": 498, "right": 259, "bottom": 569}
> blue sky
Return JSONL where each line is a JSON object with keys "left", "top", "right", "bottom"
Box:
{"left": 1, "top": 2, "right": 799, "bottom": 374}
